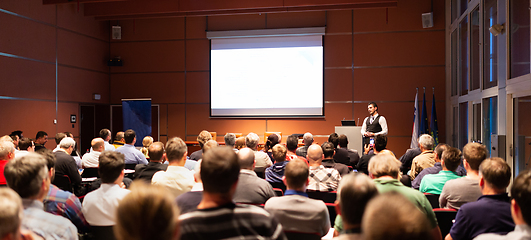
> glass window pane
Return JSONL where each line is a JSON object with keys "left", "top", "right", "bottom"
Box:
{"left": 514, "top": 96, "right": 531, "bottom": 176}
{"left": 460, "top": 0, "right": 468, "bottom": 16}
{"left": 460, "top": 16, "right": 469, "bottom": 95}
{"left": 453, "top": 106, "right": 459, "bottom": 147}
{"left": 452, "top": 31, "right": 458, "bottom": 96}
{"left": 484, "top": 0, "right": 498, "bottom": 89}
{"left": 459, "top": 102, "right": 468, "bottom": 149}
{"left": 452, "top": 0, "right": 458, "bottom": 22}
{"left": 471, "top": 8, "right": 480, "bottom": 90}
{"left": 473, "top": 103, "right": 481, "bottom": 142}
{"left": 510, "top": 0, "right": 530, "bottom": 78}
{"left": 482, "top": 97, "right": 498, "bottom": 157}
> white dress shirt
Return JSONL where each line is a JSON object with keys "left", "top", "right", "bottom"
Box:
{"left": 81, "top": 151, "right": 101, "bottom": 168}
{"left": 360, "top": 114, "right": 388, "bottom": 136}
{"left": 152, "top": 165, "right": 194, "bottom": 198}
{"left": 82, "top": 183, "right": 130, "bottom": 226}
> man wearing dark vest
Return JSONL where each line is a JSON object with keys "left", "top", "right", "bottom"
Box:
{"left": 361, "top": 102, "right": 388, "bottom": 146}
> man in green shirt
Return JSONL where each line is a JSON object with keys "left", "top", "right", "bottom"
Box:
{"left": 420, "top": 147, "right": 463, "bottom": 195}
{"left": 368, "top": 154, "right": 442, "bottom": 240}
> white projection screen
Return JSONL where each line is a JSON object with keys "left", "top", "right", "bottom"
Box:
{"left": 208, "top": 28, "right": 324, "bottom": 117}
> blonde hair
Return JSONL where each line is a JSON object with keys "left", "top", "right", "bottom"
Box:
{"left": 115, "top": 181, "right": 179, "bottom": 240}
{"left": 141, "top": 136, "right": 154, "bottom": 157}
{"left": 368, "top": 154, "right": 401, "bottom": 179}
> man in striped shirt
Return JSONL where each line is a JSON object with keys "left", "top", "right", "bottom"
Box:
{"left": 179, "top": 146, "right": 286, "bottom": 240}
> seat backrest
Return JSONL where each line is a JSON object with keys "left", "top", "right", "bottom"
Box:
{"left": 81, "top": 168, "right": 99, "bottom": 178}
{"left": 269, "top": 181, "right": 287, "bottom": 192}
{"left": 433, "top": 208, "right": 458, "bottom": 237}
{"left": 325, "top": 203, "right": 337, "bottom": 227}
{"left": 124, "top": 164, "right": 137, "bottom": 170}
{"left": 424, "top": 193, "right": 441, "bottom": 209}
{"left": 284, "top": 231, "right": 321, "bottom": 240}
{"left": 91, "top": 226, "right": 116, "bottom": 240}
{"left": 307, "top": 191, "right": 337, "bottom": 203}
{"left": 254, "top": 169, "right": 265, "bottom": 179}
{"left": 272, "top": 188, "right": 284, "bottom": 196}
{"left": 53, "top": 174, "right": 73, "bottom": 193}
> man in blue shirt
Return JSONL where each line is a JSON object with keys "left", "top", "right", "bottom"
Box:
{"left": 445, "top": 157, "right": 514, "bottom": 240}
{"left": 115, "top": 129, "right": 148, "bottom": 165}
{"left": 420, "top": 147, "right": 463, "bottom": 194}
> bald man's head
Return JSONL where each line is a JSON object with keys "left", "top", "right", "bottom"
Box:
{"left": 238, "top": 148, "right": 255, "bottom": 170}
{"left": 307, "top": 144, "right": 323, "bottom": 164}
{"left": 91, "top": 138, "right": 105, "bottom": 152}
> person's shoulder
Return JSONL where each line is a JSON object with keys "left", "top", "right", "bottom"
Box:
{"left": 473, "top": 232, "right": 508, "bottom": 240}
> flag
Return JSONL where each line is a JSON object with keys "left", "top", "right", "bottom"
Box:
{"left": 430, "top": 93, "right": 439, "bottom": 146}
{"left": 410, "top": 92, "right": 419, "bottom": 149}
{"left": 419, "top": 92, "right": 429, "bottom": 135}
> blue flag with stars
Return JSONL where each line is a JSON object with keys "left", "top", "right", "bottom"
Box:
{"left": 419, "top": 92, "right": 429, "bottom": 135}
{"left": 430, "top": 93, "right": 439, "bottom": 146}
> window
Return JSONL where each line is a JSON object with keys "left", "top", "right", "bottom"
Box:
{"left": 470, "top": 8, "right": 480, "bottom": 90}
{"left": 459, "top": 102, "right": 469, "bottom": 149}
{"left": 483, "top": 0, "right": 498, "bottom": 89}
{"left": 451, "top": 31, "right": 458, "bottom": 96}
{"left": 514, "top": 96, "right": 531, "bottom": 175}
{"left": 460, "top": 17, "right": 469, "bottom": 95}
{"left": 510, "top": 0, "right": 530, "bottom": 78}
{"left": 451, "top": 0, "right": 458, "bottom": 22}
{"left": 453, "top": 106, "right": 459, "bottom": 147}
{"left": 473, "top": 103, "right": 481, "bottom": 142}
{"left": 460, "top": 0, "right": 468, "bottom": 16}
{"left": 482, "top": 97, "right": 497, "bottom": 156}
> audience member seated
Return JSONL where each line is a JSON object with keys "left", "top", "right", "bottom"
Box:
{"left": 286, "top": 135, "right": 299, "bottom": 161}
{"left": 475, "top": 169, "right": 531, "bottom": 240}
{"left": 245, "top": 132, "right": 273, "bottom": 171}
{"left": 178, "top": 147, "right": 286, "bottom": 240}
{"left": 233, "top": 148, "right": 275, "bottom": 204}
{"left": 446, "top": 157, "right": 514, "bottom": 240}
{"left": 296, "top": 132, "right": 313, "bottom": 158}
{"left": 224, "top": 133, "right": 236, "bottom": 150}
{"left": 15, "top": 137, "right": 34, "bottom": 158}
{"left": 357, "top": 135, "right": 387, "bottom": 175}
{"left": 152, "top": 137, "right": 194, "bottom": 198}
{"left": 321, "top": 142, "right": 350, "bottom": 176}
{"left": 332, "top": 173, "right": 378, "bottom": 239}
{"left": 368, "top": 154, "right": 441, "bottom": 240}
{"left": 4, "top": 153, "right": 78, "bottom": 239}
{"left": 265, "top": 158, "right": 330, "bottom": 236}
{"left": 82, "top": 151, "right": 130, "bottom": 227}
{"left": 338, "top": 134, "right": 360, "bottom": 168}
{"left": 133, "top": 142, "right": 168, "bottom": 182}
{"left": 399, "top": 143, "right": 422, "bottom": 175}
{"left": 9, "top": 131, "right": 20, "bottom": 150}
{"left": 115, "top": 181, "right": 180, "bottom": 240}
{"left": 52, "top": 132, "right": 66, "bottom": 152}
{"left": 409, "top": 134, "right": 437, "bottom": 181}
{"left": 412, "top": 143, "right": 466, "bottom": 189}
{"left": 99, "top": 129, "right": 115, "bottom": 151}
{"left": 38, "top": 149, "right": 89, "bottom": 233}
{"left": 266, "top": 144, "right": 289, "bottom": 184}
{"left": 264, "top": 134, "right": 281, "bottom": 161}
{"left": 234, "top": 136, "right": 246, "bottom": 150}
{"left": 0, "top": 188, "right": 44, "bottom": 240}
{"left": 82, "top": 138, "right": 105, "bottom": 168}
{"left": 440, "top": 142, "right": 487, "bottom": 210}
{"left": 189, "top": 130, "right": 212, "bottom": 161}
{"left": 0, "top": 140, "right": 15, "bottom": 186}
{"left": 420, "top": 147, "right": 463, "bottom": 195}
{"left": 307, "top": 144, "right": 341, "bottom": 192}
{"left": 53, "top": 137, "right": 82, "bottom": 192}
{"left": 64, "top": 132, "right": 82, "bottom": 169}
{"left": 176, "top": 160, "right": 204, "bottom": 214}
{"left": 115, "top": 129, "right": 148, "bottom": 165}
{"left": 112, "top": 131, "right": 125, "bottom": 149}
{"left": 363, "top": 192, "right": 432, "bottom": 240}
{"left": 34, "top": 131, "right": 48, "bottom": 151}
{"left": 140, "top": 136, "right": 153, "bottom": 159}
{"left": 329, "top": 133, "right": 350, "bottom": 166}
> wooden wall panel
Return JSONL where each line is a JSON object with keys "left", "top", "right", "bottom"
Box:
{"left": 353, "top": 67, "right": 446, "bottom": 101}
{"left": 353, "top": 31, "right": 445, "bottom": 67}
{"left": 0, "top": 0, "right": 56, "bottom": 25}
{"left": 207, "top": 14, "right": 266, "bottom": 31}
{"left": 57, "top": 4, "right": 109, "bottom": 41}
{"left": 185, "top": 39, "right": 210, "bottom": 71}
{"left": 57, "top": 102, "right": 80, "bottom": 136}
{"left": 324, "top": 34, "right": 352, "bottom": 67}
{"left": 326, "top": 10, "right": 352, "bottom": 34}
{"left": 186, "top": 16, "right": 207, "bottom": 39}
{"left": 57, "top": 29, "right": 109, "bottom": 72}
{"left": 0, "top": 13, "right": 56, "bottom": 62}
{"left": 266, "top": 11, "right": 326, "bottom": 29}
{"left": 325, "top": 69, "right": 352, "bottom": 101}
{"left": 167, "top": 104, "right": 186, "bottom": 139}
{"left": 352, "top": 0, "right": 445, "bottom": 33}
{"left": 58, "top": 66, "right": 109, "bottom": 103}
{"left": 159, "top": 103, "right": 168, "bottom": 141}
{"left": 0, "top": 99, "right": 57, "bottom": 148}
{"left": 110, "top": 73, "right": 185, "bottom": 103}
{"left": 110, "top": 41, "right": 185, "bottom": 73}
{"left": 109, "top": 18, "right": 185, "bottom": 42}
{"left": 0, "top": 57, "right": 56, "bottom": 100}
{"left": 186, "top": 72, "right": 209, "bottom": 103}
{"left": 185, "top": 104, "right": 267, "bottom": 140}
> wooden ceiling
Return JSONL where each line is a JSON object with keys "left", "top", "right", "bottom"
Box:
{"left": 43, "top": 0, "right": 398, "bottom": 20}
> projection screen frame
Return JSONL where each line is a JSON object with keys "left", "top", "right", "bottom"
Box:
{"left": 208, "top": 27, "right": 326, "bottom": 118}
